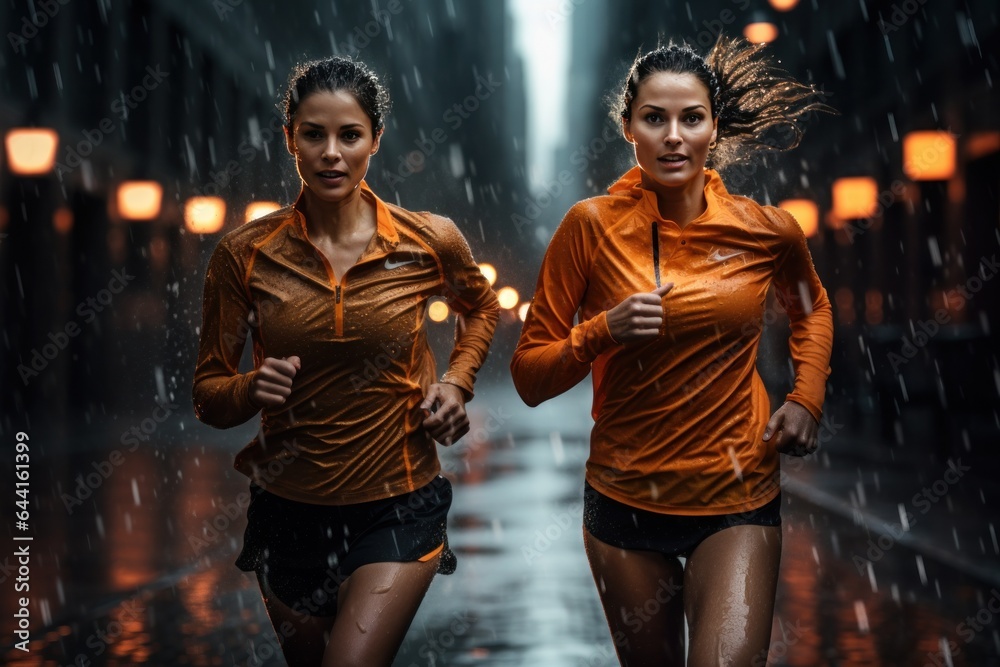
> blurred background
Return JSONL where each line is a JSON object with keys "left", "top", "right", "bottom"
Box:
{"left": 1, "top": 0, "right": 999, "bottom": 665}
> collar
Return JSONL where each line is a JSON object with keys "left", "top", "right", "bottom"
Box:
{"left": 608, "top": 166, "right": 731, "bottom": 225}
{"left": 290, "top": 180, "right": 400, "bottom": 246}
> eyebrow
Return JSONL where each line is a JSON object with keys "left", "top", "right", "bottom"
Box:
{"left": 300, "top": 121, "right": 365, "bottom": 130}
{"left": 639, "top": 104, "right": 708, "bottom": 112}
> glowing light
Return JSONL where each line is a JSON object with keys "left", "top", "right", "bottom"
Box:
{"left": 428, "top": 300, "right": 450, "bottom": 322}
{"left": 903, "top": 131, "right": 956, "bottom": 181}
{"left": 768, "top": 0, "right": 799, "bottom": 10}
{"left": 744, "top": 22, "right": 778, "bottom": 44}
{"left": 245, "top": 201, "right": 281, "bottom": 222}
{"left": 185, "top": 196, "right": 226, "bottom": 234}
{"left": 497, "top": 287, "right": 520, "bottom": 310}
{"left": 118, "top": 181, "right": 163, "bottom": 221}
{"left": 779, "top": 199, "right": 819, "bottom": 238}
{"left": 479, "top": 263, "right": 497, "bottom": 286}
{"left": 5, "top": 128, "right": 58, "bottom": 175}
{"left": 53, "top": 207, "right": 73, "bottom": 234}
{"left": 518, "top": 302, "right": 530, "bottom": 321}
{"left": 832, "top": 177, "right": 878, "bottom": 220}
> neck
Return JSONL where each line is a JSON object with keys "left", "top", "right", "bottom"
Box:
{"left": 640, "top": 170, "right": 708, "bottom": 228}
{"left": 298, "top": 183, "right": 373, "bottom": 243}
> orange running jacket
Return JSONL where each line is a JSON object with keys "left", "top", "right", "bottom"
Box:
{"left": 511, "top": 167, "right": 833, "bottom": 515}
{"left": 193, "top": 182, "right": 499, "bottom": 505}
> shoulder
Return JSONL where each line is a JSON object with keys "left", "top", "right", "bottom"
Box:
{"left": 724, "top": 196, "right": 800, "bottom": 239}
{"left": 215, "top": 205, "right": 297, "bottom": 258}
{"left": 385, "top": 203, "right": 468, "bottom": 250}
{"left": 561, "top": 193, "right": 636, "bottom": 237}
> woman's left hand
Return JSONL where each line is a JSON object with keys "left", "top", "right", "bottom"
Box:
{"left": 763, "top": 401, "right": 819, "bottom": 456}
{"left": 421, "top": 383, "right": 470, "bottom": 446}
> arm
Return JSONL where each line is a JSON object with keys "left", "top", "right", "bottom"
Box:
{"left": 432, "top": 216, "right": 501, "bottom": 401}
{"left": 767, "top": 206, "right": 834, "bottom": 422}
{"left": 191, "top": 239, "right": 261, "bottom": 428}
{"left": 510, "top": 205, "right": 619, "bottom": 407}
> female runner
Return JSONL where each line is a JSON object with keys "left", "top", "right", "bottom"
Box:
{"left": 511, "top": 38, "right": 834, "bottom": 666}
{"left": 193, "top": 56, "right": 499, "bottom": 666}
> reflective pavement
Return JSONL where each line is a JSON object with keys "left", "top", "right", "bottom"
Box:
{"left": 2, "top": 382, "right": 1000, "bottom": 665}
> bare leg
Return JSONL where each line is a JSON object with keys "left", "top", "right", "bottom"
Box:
{"left": 257, "top": 573, "right": 336, "bottom": 667}
{"left": 584, "top": 530, "right": 686, "bottom": 666}
{"left": 684, "top": 525, "right": 782, "bottom": 667}
{"left": 322, "top": 555, "right": 440, "bottom": 667}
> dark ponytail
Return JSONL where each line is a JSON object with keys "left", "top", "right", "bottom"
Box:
{"left": 617, "top": 37, "right": 833, "bottom": 170}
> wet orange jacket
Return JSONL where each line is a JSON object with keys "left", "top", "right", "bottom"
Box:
{"left": 511, "top": 168, "right": 833, "bottom": 515}
{"left": 193, "top": 182, "right": 499, "bottom": 505}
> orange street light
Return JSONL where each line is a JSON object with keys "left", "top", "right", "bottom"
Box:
{"left": 768, "top": 0, "right": 799, "bottom": 10}
{"left": 903, "top": 131, "right": 956, "bottom": 181}
{"left": 479, "top": 263, "right": 497, "bottom": 286}
{"left": 518, "top": 302, "right": 530, "bottom": 322}
{"left": 779, "top": 199, "right": 819, "bottom": 238}
{"left": 744, "top": 21, "right": 778, "bottom": 44}
{"left": 832, "top": 177, "right": 878, "bottom": 220}
{"left": 428, "top": 300, "right": 450, "bottom": 322}
{"left": 118, "top": 181, "right": 163, "bottom": 221}
{"left": 245, "top": 201, "right": 281, "bottom": 222}
{"left": 497, "top": 287, "right": 520, "bottom": 310}
{"left": 5, "top": 128, "right": 59, "bottom": 175}
{"left": 185, "top": 196, "right": 226, "bottom": 234}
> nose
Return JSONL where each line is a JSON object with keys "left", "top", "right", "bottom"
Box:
{"left": 664, "top": 119, "right": 682, "bottom": 146}
{"left": 321, "top": 138, "right": 341, "bottom": 162}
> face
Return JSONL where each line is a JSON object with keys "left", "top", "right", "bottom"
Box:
{"left": 284, "top": 89, "right": 381, "bottom": 202}
{"left": 623, "top": 71, "right": 718, "bottom": 191}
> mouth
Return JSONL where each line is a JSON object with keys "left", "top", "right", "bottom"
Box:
{"left": 317, "top": 170, "right": 347, "bottom": 183}
{"left": 657, "top": 154, "right": 688, "bottom": 166}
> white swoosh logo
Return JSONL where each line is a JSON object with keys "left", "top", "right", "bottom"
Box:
{"left": 709, "top": 249, "right": 744, "bottom": 262}
{"left": 385, "top": 258, "right": 419, "bottom": 270}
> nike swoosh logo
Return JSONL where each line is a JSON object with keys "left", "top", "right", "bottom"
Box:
{"left": 709, "top": 249, "right": 744, "bottom": 262}
{"left": 385, "top": 258, "right": 420, "bottom": 270}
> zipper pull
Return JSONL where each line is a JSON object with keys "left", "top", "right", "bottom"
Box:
{"left": 335, "top": 285, "right": 342, "bottom": 303}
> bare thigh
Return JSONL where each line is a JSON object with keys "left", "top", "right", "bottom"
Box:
{"left": 584, "top": 530, "right": 687, "bottom": 667}
{"left": 683, "top": 524, "right": 782, "bottom": 667}
{"left": 257, "top": 572, "right": 337, "bottom": 667}
{"left": 322, "top": 555, "right": 440, "bottom": 667}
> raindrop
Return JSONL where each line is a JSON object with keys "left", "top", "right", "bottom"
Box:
{"left": 131, "top": 478, "right": 141, "bottom": 506}
{"left": 854, "top": 599, "right": 870, "bottom": 632}
{"left": 549, "top": 432, "right": 564, "bottom": 466}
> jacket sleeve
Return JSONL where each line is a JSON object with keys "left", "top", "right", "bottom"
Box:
{"left": 767, "top": 206, "right": 834, "bottom": 421}
{"left": 432, "top": 215, "right": 500, "bottom": 401}
{"left": 191, "top": 238, "right": 261, "bottom": 428}
{"left": 510, "top": 203, "right": 619, "bottom": 407}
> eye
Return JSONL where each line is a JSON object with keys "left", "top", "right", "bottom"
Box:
{"left": 342, "top": 130, "right": 361, "bottom": 141}
{"left": 684, "top": 113, "right": 704, "bottom": 124}
{"left": 304, "top": 130, "right": 323, "bottom": 139}
{"left": 644, "top": 112, "right": 662, "bottom": 124}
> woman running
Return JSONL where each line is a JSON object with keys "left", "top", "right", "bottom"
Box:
{"left": 193, "top": 56, "right": 499, "bottom": 666}
{"left": 511, "top": 38, "right": 834, "bottom": 666}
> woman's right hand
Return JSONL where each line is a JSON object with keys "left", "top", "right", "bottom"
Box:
{"left": 249, "top": 356, "right": 301, "bottom": 408}
{"left": 606, "top": 283, "right": 674, "bottom": 344}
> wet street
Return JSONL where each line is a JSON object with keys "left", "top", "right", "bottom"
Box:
{"left": 3, "top": 379, "right": 1000, "bottom": 666}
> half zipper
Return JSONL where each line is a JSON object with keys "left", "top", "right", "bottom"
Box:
{"left": 651, "top": 221, "right": 661, "bottom": 288}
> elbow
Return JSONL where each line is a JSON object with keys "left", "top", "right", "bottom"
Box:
{"left": 509, "top": 357, "right": 544, "bottom": 408}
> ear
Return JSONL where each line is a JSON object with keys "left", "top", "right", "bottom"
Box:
{"left": 370, "top": 128, "right": 383, "bottom": 156}
{"left": 283, "top": 124, "right": 295, "bottom": 156}
{"left": 621, "top": 116, "right": 635, "bottom": 144}
{"left": 710, "top": 117, "right": 718, "bottom": 146}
